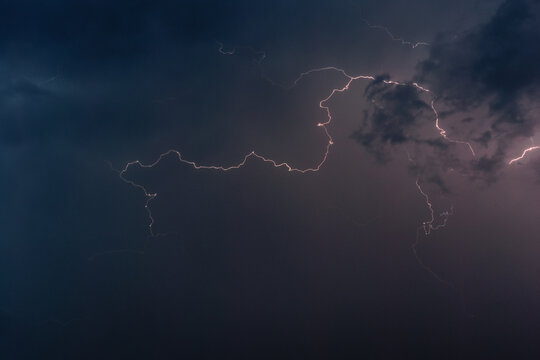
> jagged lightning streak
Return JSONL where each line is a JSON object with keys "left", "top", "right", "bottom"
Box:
{"left": 426, "top": 98, "right": 476, "bottom": 156}
{"left": 118, "top": 67, "right": 364, "bottom": 235}
{"left": 415, "top": 179, "right": 453, "bottom": 235}
{"left": 217, "top": 41, "right": 267, "bottom": 64}
{"left": 407, "top": 153, "right": 453, "bottom": 235}
{"left": 410, "top": 177, "right": 457, "bottom": 288}
{"left": 216, "top": 41, "right": 235, "bottom": 55}
{"left": 405, "top": 85, "right": 476, "bottom": 156}
{"left": 361, "top": 19, "right": 430, "bottom": 49}
{"left": 119, "top": 63, "right": 474, "bottom": 236}
{"left": 121, "top": 38, "right": 476, "bottom": 238}
{"left": 346, "top": 1, "right": 430, "bottom": 48}
{"left": 508, "top": 145, "right": 540, "bottom": 165}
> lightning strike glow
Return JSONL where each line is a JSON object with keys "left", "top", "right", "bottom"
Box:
{"left": 120, "top": 44, "right": 473, "bottom": 237}
{"left": 412, "top": 178, "right": 457, "bottom": 287}
{"left": 429, "top": 100, "right": 476, "bottom": 156}
{"left": 415, "top": 178, "right": 453, "bottom": 235}
{"left": 361, "top": 19, "right": 430, "bottom": 48}
{"left": 217, "top": 41, "right": 235, "bottom": 55}
{"left": 508, "top": 145, "right": 540, "bottom": 164}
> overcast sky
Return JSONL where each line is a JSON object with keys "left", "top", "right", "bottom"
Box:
{"left": 3, "top": 0, "right": 540, "bottom": 358}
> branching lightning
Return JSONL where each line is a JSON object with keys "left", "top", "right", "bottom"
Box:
{"left": 361, "top": 19, "right": 430, "bottom": 49}
{"left": 415, "top": 179, "right": 453, "bottom": 235}
{"left": 346, "top": 0, "right": 430, "bottom": 48}
{"left": 411, "top": 176, "right": 457, "bottom": 287}
{"left": 119, "top": 57, "right": 474, "bottom": 237}
{"left": 428, "top": 99, "right": 476, "bottom": 156}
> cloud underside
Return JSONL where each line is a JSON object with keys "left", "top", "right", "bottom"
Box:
{"left": 355, "top": 0, "right": 540, "bottom": 187}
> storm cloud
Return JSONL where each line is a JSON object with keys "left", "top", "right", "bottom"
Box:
{"left": 355, "top": 0, "right": 540, "bottom": 183}
{"left": 3, "top": 1, "right": 540, "bottom": 358}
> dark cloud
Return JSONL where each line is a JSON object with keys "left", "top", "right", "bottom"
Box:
{"left": 351, "top": 74, "right": 470, "bottom": 196}
{"left": 416, "top": 0, "right": 540, "bottom": 119}
{"left": 355, "top": 0, "right": 540, "bottom": 182}
{"left": 352, "top": 75, "right": 432, "bottom": 161}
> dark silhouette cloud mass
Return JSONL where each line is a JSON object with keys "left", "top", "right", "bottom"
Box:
{"left": 353, "top": 0, "right": 540, "bottom": 185}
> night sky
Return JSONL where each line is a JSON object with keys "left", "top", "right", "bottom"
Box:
{"left": 2, "top": 0, "right": 540, "bottom": 358}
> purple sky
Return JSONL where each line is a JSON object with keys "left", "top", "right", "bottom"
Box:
{"left": 2, "top": 0, "right": 540, "bottom": 358}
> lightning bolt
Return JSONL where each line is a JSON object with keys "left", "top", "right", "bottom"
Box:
{"left": 115, "top": 30, "right": 482, "bottom": 293}
{"left": 410, "top": 177, "right": 458, "bottom": 288}
{"left": 415, "top": 178, "right": 453, "bottom": 236}
{"left": 118, "top": 56, "right": 474, "bottom": 237}
{"left": 346, "top": 0, "right": 430, "bottom": 49}
{"left": 427, "top": 98, "right": 476, "bottom": 157}
{"left": 508, "top": 145, "right": 540, "bottom": 165}
{"left": 361, "top": 19, "right": 430, "bottom": 49}
{"left": 216, "top": 40, "right": 267, "bottom": 64}
{"left": 216, "top": 41, "right": 235, "bottom": 55}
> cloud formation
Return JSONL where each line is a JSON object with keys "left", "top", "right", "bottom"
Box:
{"left": 356, "top": 0, "right": 540, "bottom": 183}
